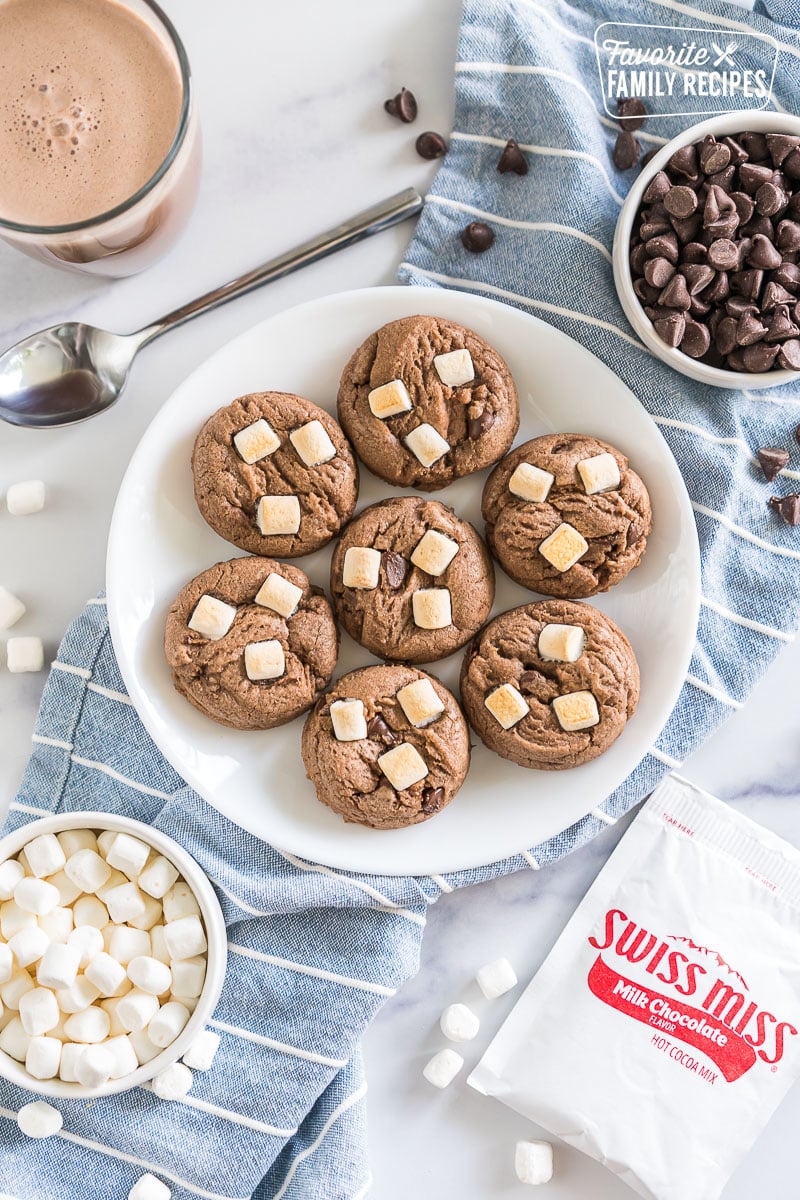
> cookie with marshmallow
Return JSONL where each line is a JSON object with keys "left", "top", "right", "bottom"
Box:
{"left": 460, "top": 599, "right": 640, "bottom": 770}
{"left": 165, "top": 556, "right": 338, "bottom": 731}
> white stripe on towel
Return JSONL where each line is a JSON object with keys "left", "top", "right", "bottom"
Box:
{"left": 32, "top": 734, "right": 73, "bottom": 750}
{"left": 227, "top": 942, "right": 397, "bottom": 997}
{"left": 208, "top": 1019, "right": 347, "bottom": 1068}
{"left": 691, "top": 502, "right": 800, "bottom": 562}
{"left": 425, "top": 194, "right": 612, "bottom": 262}
{"left": 86, "top": 680, "right": 134, "bottom": 705}
{"left": 520, "top": 849, "right": 541, "bottom": 869}
{"left": 591, "top": 807, "right": 617, "bottom": 826}
{"left": 450, "top": 131, "right": 625, "bottom": 205}
{"left": 271, "top": 1081, "right": 369, "bottom": 1200}
{"left": 429, "top": 873, "right": 454, "bottom": 892}
{"left": 274, "top": 846, "right": 426, "bottom": 926}
{"left": 69, "top": 754, "right": 173, "bottom": 799}
{"left": 52, "top": 661, "right": 91, "bottom": 679}
{"left": 701, "top": 595, "right": 794, "bottom": 642}
{"left": 686, "top": 674, "right": 743, "bottom": 710}
{"left": 139, "top": 1086, "right": 297, "bottom": 1138}
{"left": 649, "top": 747, "right": 683, "bottom": 769}
{"left": 9, "top": 800, "right": 53, "bottom": 817}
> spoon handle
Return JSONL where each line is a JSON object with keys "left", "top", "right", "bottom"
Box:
{"left": 134, "top": 188, "right": 424, "bottom": 346}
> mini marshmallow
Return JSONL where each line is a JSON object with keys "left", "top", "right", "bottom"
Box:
{"left": 128, "top": 893, "right": 163, "bottom": 932}
{"left": 0, "top": 1015, "right": 30, "bottom": 1060}
{"left": 412, "top": 588, "right": 452, "bottom": 630}
{"left": 149, "top": 1000, "right": 190, "bottom": 1048}
{"left": 485, "top": 683, "right": 529, "bottom": 730}
{"left": 244, "top": 639, "right": 285, "bottom": 682}
{"left": 7, "top": 636, "right": 44, "bottom": 673}
{"left": 96, "top": 830, "right": 117, "bottom": 859}
{"left": 233, "top": 418, "right": 280, "bottom": 464}
{"left": 128, "top": 956, "right": 172, "bottom": 996}
{"left": 440, "top": 1002, "right": 480, "bottom": 1043}
{"left": 101, "top": 995, "right": 129, "bottom": 1037}
{"left": 188, "top": 595, "right": 237, "bottom": 641}
{"left": 170, "top": 957, "right": 205, "bottom": 999}
{"left": 256, "top": 495, "right": 301, "bottom": 536}
{"left": 404, "top": 423, "right": 450, "bottom": 468}
{"left": 63, "top": 1005, "right": 110, "bottom": 1044}
{"left": 57, "top": 828, "right": 98, "bottom": 858}
{"left": 58, "top": 1042, "right": 85, "bottom": 1082}
{"left": 13, "top": 876, "right": 59, "bottom": 916}
{"left": 289, "top": 419, "right": 337, "bottom": 467}
{"left": 104, "top": 1033, "right": 139, "bottom": 1080}
{"left": 19, "top": 987, "right": 60, "bottom": 1036}
{"left": 23, "top": 833, "right": 66, "bottom": 879}
{"left": 129, "top": 1174, "right": 171, "bottom": 1200}
{"left": 515, "top": 1140, "right": 554, "bottom": 1185}
{"left": 423, "top": 1048, "right": 464, "bottom": 1089}
{"left": 16, "top": 849, "right": 32, "bottom": 876}
{"left": 577, "top": 452, "right": 620, "bottom": 496}
{"left": 56, "top": 976, "right": 101, "bottom": 1015}
{"left": 151, "top": 1060, "right": 192, "bottom": 1100}
{"left": 410, "top": 529, "right": 459, "bottom": 577}
{"left": 182, "top": 1027, "right": 219, "bottom": 1071}
{"left": 25, "top": 1035, "right": 61, "bottom": 1080}
{"left": 538, "top": 523, "right": 588, "bottom": 573}
{"left": 552, "top": 690, "right": 599, "bottom": 732}
{"left": 149, "top": 926, "right": 170, "bottom": 965}
{"left": 68, "top": 925, "right": 105, "bottom": 968}
{"left": 0, "top": 585, "right": 25, "bottom": 631}
{"left": 368, "top": 379, "right": 412, "bottom": 419}
{"left": 162, "top": 883, "right": 200, "bottom": 924}
{"left": 0, "top": 900, "right": 36, "bottom": 939}
{"left": 64, "top": 848, "right": 112, "bottom": 894}
{"left": 1, "top": 971, "right": 35, "bottom": 1010}
{"left": 509, "top": 462, "right": 555, "bottom": 503}
{"left": 433, "top": 348, "right": 474, "bottom": 387}
{"left": 171, "top": 993, "right": 199, "bottom": 1014}
{"left": 76, "top": 1043, "right": 114, "bottom": 1087}
{"left": 106, "top": 833, "right": 151, "bottom": 880}
{"left": 396, "top": 678, "right": 445, "bottom": 728}
{"left": 105, "top": 882, "right": 147, "bottom": 925}
{"left": 538, "top": 623, "right": 586, "bottom": 663}
{"left": 6, "top": 480, "right": 45, "bottom": 516}
{"left": 9, "top": 928, "right": 49, "bottom": 969}
{"left": 117, "top": 989, "right": 160, "bottom": 1033}
{"left": 0, "top": 859, "right": 24, "bottom": 901}
{"left": 130, "top": 1027, "right": 161, "bottom": 1065}
{"left": 49, "top": 870, "right": 82, "bottom": 908}
{"left": 254, "top": 572, "right": 303, "bottom": 619}
{"left": 342, "top": 546, "right": 381, "bottom": 590}
{"left": 330, "top": 699, "right": 368, "bottom": 742}
{"left": 85, "top": 952, "right": 128, "bottom": 997}
{"left": 108, "top": 926, "right": 151, "bottom": 966}
{"left": 138, "top": 856, "right": 180, "bottom": 902}
{"left": 163, "top": 916, "right": 207, "bottom": 961}
{"left": 37, "top": 943, "right": 82, "bottom": 991}
{"left": 96, "top": 868, "right": 130, "bottom": 904}
{"left": 16, "top": 1100, "right": 63, "bottom": 1139}
{"left": 38, "top": 906, "right": 73, "bottom": 944}
{"left": 476, "top": 956, "right": 518, "bottom": 999}
{"left": 377, "top": 743, "right": 428, "bottom": 792}
{"left": 0, "top": 943, "right": 12, "bottom": 985}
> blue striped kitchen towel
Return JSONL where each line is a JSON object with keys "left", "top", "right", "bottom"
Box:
{"left": 3, "top": 0, "right": 800, "bottom": 1197}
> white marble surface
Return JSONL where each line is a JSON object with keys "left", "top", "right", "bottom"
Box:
{"left": 0, "top": 0, "right": 799, "bottom": 1196}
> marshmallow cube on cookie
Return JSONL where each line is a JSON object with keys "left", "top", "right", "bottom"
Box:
{"left": 377, "top": 743, "right": 429, "bottom": 791}
{"left": 188, "top": 595, "right": 237, "bottom": 641}
{"left": 396, "top": 678, "right": 445, "bottom": 728}
{"left": 232, "top": 418, "right": 280, "bottom": 464}
{"left": 289, "top": 420, "right": 336, "bottom": 468}
{"left": 509, "top": 463, "right": 554, "bottom": 503}
{"left": 484, "top": 683, "right": 529, "bottom": 730}
{"left": 342, "top": 547, "right": 382, "bottom": 590}
{"left": 412, "top": 588, "right": 452, "bottom": 630}
{"left": 256, "top": 495, "right": 301, "bottom": 537}
{"left": 538, "top": 523, "right": 589, "bottom": 573}
{"left": 404, "top": 423, "right": 450, "bottom": 468}
{"left": 538, "top": 623, "right": 586, "bottom": 663}
{"left": 433, "top": 349, "right": 474, "bottom": 387}
{"left": 368, "top": 379, "right": 412, "bottom": 419}
{"left": 330, "top": 699, "right": 368, "bottom": 742}
{"left": 244, "top": 639, "right": 285, "bottom": 682}
{"left": 577, "top": 452, "right": 620, "bottom": 495}
{"left": 552, "top": 690, "right": 599, "bottom": 732}
{"left": 410, "top": 530, "right": 459, "bottom": 577}
{"left": 254, "top": 572, "right": 303, "bottom": 618}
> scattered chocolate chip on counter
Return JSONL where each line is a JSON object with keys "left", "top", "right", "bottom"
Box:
{"left": 461, "top": 220, "right": 494, "bottom": 252}
{"left": 617, "top": 97, "right": 647, "bottom": 132}
{"left": 415, "top": 130, "right": 447, "bottom": 160}
{"left": 769, "top": 492, "right": 800, "bottom": 525}
{"left": 497, "top": 138, "right": 528, "bottom": 175}
{"left": 756, "top": 446, "right": 789, "bottom": 481}
{"left": 384, "top": 86, "right": 417, "bottom": 123}
{"left": 613, "top": 129, "right": 641, "bottom": 171}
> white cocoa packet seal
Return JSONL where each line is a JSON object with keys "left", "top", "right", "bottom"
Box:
{"left": 469, "top": 776, "right": 800, "bottom": 1199}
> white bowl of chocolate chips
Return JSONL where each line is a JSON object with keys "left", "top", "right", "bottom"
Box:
{"left": 613, "top": 110, "right": 800, "bottom": 389}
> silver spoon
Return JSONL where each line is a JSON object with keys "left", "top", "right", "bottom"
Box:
{"left": 0, "top": 188, "right": 423, "bottom": 428}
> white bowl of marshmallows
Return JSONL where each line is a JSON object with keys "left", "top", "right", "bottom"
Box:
{"left": 0, "top": 812, "right": 226, "bottom": 1099}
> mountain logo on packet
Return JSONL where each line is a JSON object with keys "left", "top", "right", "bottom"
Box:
{"left": 586, "top": 909, "right": 798, "bottom": 1083}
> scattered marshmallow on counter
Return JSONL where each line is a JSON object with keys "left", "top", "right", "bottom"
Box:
{"left": 129, "top": 1174, "right": 171, "bottom": 1200}
{"left": 151, "top": 1060, "right": 192, "bottom": 1100}
{"left": 0, "top": 586, "right": 25, "bottom": 632}
{"left": 16, "top": 1099, "right": 62, "bottom": 1139}
{"left": 423, "top": 1047, "right": 464, "bottom": 1089}
{"left": 182, "top": 1027, "right": 219, "bottom": 1071}
{"left": 439, "top": 1003, "right": 480, "bottom": 1043}
{"left": 476, "top": 957, "right": 518, "bottom": 999}
{"left": 6, "top": 480, "right": 46, "bottom": 516}
{"left": 515, "top": 1140, "right": 554, "bottom": 1185}
{"left": 6, "top": 636, "right": 44, "bottom": 674}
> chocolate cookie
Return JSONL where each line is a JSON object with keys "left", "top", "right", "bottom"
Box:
{"left": 164, "top": 556, "right": 338, "bottom": 730}
{"left": 460, "top": 600, "right": 640, "bottom": 769}
{"left": 330, "top": 497, "right": 495, "bottom": 664}
{"left": 337, "top": 315, "right": 519, "bottom": 490}
{"left": 302, "top": 664, "right": 470, "bottom": 828}
{"left": 192, "top": 392, "right": 359, "bottom": 558}
{"left": 482, "top": 433, "right": 652, "bottom": 598}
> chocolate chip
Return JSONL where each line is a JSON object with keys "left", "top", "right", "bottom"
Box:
{"left": 707, "top": 238, "right": 739, "bottom": 270}
{"left": 468, "top": 409, "right": 495, "bottom": 439}
{"left": 497, "top": 139, "right": 528, "bottom": 175}
{"left": 769, "top": 493, "right": 800, "bottom": 525}
{"left": 757, "top": 447, "right": 790, "bottom": 481}
{"left": 774, "top": 262, "right": 800, "bottom": 292}
{"left": 367, "top": 714, "right": 396, "bottom": 745}
{"left": 518, "top": 671, "right": 540, "bottom": 692}
{"left": 739, "top": 162, "right": 773, "bottom": 194}
{"left": 700, "top": 137, "right": 731, "bottom": 176}
{"left": 736, "top": 311, "right": 767, "bottom": 346}
{"left": 784, "top": 149, "right": 800, "bottom": 181}
{"left": 634, "top": 278, "right": 661, "bottom": 305}
{"left": 653, "top": 311, "right": 686, "bottom": 347}
{"left": 645, "top": 231, "right": 680, "bottom": 263}
{"left": 780, "top": 341, "right": 800, "bottom": 370}
{"left": 630, "top": 242, "right": 648, "bottom": 274}
{"left": 682, "top": 241, "right": 707, "bottom": 265}
{"left": 668, "top": 144, "right": 700, "bottom": 182}
{"left": 756, "top": 182, "right": 788, "bottom": 217}
{"left": 664, "top": 185, "right": 698, "bottom": 218}
{"left": 743, "top": 342, "right": 780, "bottom": 371}
{"left": 747, "top": 234, "right": 783, "bottom": 271}
{"left": 729, "top": 191, "right": 755, "bottom": 225}
{"left": 766, "top": 133, "right": 800, "bottom": 168}
{"left": 613, "top": 130, "right": 640, "bottom": 170}
{"left": 384, "top": 87, "right": 417, "bottom": 123}
{"left": 383, "top": 552, "right": 408, "bottom": 589}
{"left": 617, "top": 97, "right": 647, "bottom": 131}
{"left": 765, "top": 304, "right": 800, "bottom": 343}
{"left": 681, "top": 263, "right": 715, "bottom": 295}
{"left": 740, "top": 131, "right": 769, "bottom": 161}
{"left": 762, "top": 282, "right": 795, "bottom": 312}
{"left": 461, "top": 221, "right": 494, "bottom": 253}
{"left": 643, "top": 171, "right": 671, "bottom": 204}
{"left": 721, "top": 136, "right": 749, "bottom": 166}
{"left": 626, "top": 522, "right": 643, "bottom": 546}
{"left": 777, "top": 220, "right": 800, "bottom": 253}
{"left": 415, "top": 131, "right": 447, "bottom": 160}
{"left": 659, "top": 272, "right": 691, "bottom": 310}
{"left": 706, "top": 165, "right": 737, "bottom": 193}
{"left": 715, "top": 316, "right": 738, "bottom": 356}
{"left": 680, "top": 317, "right": 711, "bottom": 358}
{"left": 730, "top": 268, "right": 764, "bottom": 302}
{"left": 421, "top": 786, "right": 445, "bottom": 814}
{"left": 704, "top": 272, "right": 730, "bottom": 304}
{"left": 644, "top": 257, "right": 676, "bottom": 288}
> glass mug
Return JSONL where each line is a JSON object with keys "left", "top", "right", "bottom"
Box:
{"left": 0, "top": 0, "right": 201, "bottom": 277}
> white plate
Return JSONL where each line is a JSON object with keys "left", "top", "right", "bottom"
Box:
{"left": 107, "top": 286, "right": 700, "bottom": 876}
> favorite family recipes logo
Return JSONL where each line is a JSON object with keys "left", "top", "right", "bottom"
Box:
{"left": 586, "top": 908, "right": 798, "bottom": 1085}
{"left": 594, "top": 23, "right": 779, "bottom": 118}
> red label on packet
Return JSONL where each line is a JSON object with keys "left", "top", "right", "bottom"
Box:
{"left": 469, "top": 777, "right": 800, "bottom": 1200}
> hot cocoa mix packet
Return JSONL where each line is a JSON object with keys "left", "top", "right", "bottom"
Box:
{"left": 470, "top": 777, "right": 800, "bottom": 1199}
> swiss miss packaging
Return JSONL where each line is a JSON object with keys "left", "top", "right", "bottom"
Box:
{"left": 469, "top": 776, "right": 800, "bottom": 1199}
